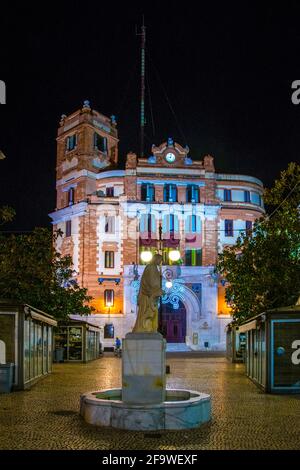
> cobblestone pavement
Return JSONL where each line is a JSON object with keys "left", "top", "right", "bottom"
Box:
{"left": 0, "top": 356, "right": 300, "bottom": 450}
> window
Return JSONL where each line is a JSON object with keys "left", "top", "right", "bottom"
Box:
{"left": 141, "top": 183, "right": 155, "bottom": 201}
{"left": 66, "top": 134, "right": 77, "bottom": 151}
{"left": 224, "top": 189, "right": 232, "bottom": 202}
{"left": 225, "top": 219, "right": 234, "bottom": 237}
{"left": 191, "top": 215, "right": 197, "bottom": 232}
{"left": 65, "top": 220, "right": 72, "bottom": 237}
{"left": 106, "top": 187, "right": 114, "bottom": 197}
{"left": 244, "top": 190, "right": 251, "bottom": 203}
{"left": 105, "top": 216, "right": 115, "bottom": 234}
{"left": 186, "top": 185, "right": 199, "bottom": 203}
{"left": 164, "top": 184, "right": 177, "bottom": 202}
{"left": 105, "top": 251, "right": 114, "bottom": 268}
{"left": 162, "top": 214, "right": 179, "bottom": 235}
{"left": 169, "top": 214, "right": 174, "bottom": 233}
{"left": 185, "top": 248, "right": 202, "bottom": 266}
{"left": 94, "top": 132, "right": 107, "bottom": 152}
{"left": 68, "top": 188, "right": 75, "bottom": 206}
{"left": 104, "top": 323, "right": 114, "bottom": 339}
{"left": 246, "top": 220, "right": 252, "bottom": 234}
{"left": 104, "top": 289, "right": 114, "bottom": 307}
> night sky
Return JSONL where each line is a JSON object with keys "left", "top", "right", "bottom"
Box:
{"left": 1, "top": 2, "right": 300, "bottom": 232}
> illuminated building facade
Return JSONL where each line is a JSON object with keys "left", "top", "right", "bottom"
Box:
{"left": 49, "top": 102, "right": 265, "bottom": 351}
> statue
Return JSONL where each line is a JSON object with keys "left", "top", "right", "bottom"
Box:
{"left": 132, "top": 254, "right": 164, "bottom": 333}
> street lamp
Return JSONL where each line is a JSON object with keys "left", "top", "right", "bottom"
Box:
{"left": 0, "top": 150, "right": 6, "bottom": 160}
{"left": 140, "top": 250, "right": 153, "bottom": 263}
{"left": 169, "top": 249, "right": 181, "bottom": 262}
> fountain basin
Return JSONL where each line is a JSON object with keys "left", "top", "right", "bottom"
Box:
{"left": 80, "top": 388, "right": 211, "bottom": 430}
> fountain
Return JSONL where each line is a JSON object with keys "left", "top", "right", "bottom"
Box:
{"left": 80, "top": 255, "right": 211, "bottom": 431}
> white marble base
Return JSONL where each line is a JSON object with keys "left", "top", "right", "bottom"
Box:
{"left": 122, "top": 332, "right": 166, "bottom": 404}
{"left": 80, "top": 388, "right": 211, "bottom": 431}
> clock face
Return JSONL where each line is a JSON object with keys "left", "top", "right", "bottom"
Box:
{"left": 165, "top": 152, "right": 176, "bottom": 163}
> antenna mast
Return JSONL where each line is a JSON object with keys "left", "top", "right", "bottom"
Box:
{"left": 137, "top": 17, "right": 146, "bottom": 157}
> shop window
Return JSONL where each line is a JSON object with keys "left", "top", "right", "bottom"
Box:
{"left": 68, "top": 327, "right": 82, "bottom": 361}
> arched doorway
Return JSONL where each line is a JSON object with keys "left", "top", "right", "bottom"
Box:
{"left": 160, "top": 300, "right": 186, "bottom": 343}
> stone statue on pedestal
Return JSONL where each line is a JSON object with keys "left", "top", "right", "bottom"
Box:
{"left": 132, "top": 254, "right": 163, "bottom": 333}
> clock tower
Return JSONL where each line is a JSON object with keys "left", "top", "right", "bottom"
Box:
{"left": 148, "top": 137, "right": 192, "bottom": 167}
{"left": 56, "top": 100, "right": 119, "bottom": 209}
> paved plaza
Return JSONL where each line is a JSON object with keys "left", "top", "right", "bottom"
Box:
{"left": 0, "top": 356, "right": 300, "bottom": 450}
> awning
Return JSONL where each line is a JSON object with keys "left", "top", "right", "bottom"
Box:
{"left": 238, "top": 319, "right": 257, "bottom": 333}
{"left": 29, "top": 310, "right": 57, "bottom": 327}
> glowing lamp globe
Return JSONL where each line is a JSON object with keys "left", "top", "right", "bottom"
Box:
{"left": 165, "top": 280, "right": 173, "bottom": 289}
{"left": 169, "top": 249, "right": 181, "bottom": 262}
{"left": 140, "top": 251, "right": 153, "bottom": 263}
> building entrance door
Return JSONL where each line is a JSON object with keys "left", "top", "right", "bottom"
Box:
{"left": 160, "top": 300, "right": 186, "bottom": 343}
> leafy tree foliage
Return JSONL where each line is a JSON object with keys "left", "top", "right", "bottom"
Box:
{"left": 0, "top": 227, "right": 94, "bottom": 319}
{"left": 0, "top": 206, "right": 16, "bottom": 225}
{"left": 217, "top": 163, "right": 300, "bottom": 323}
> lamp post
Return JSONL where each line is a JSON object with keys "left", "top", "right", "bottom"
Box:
{"left": 139, "top": 219, "right": 181, "bottom": 336}
{"left": 158, "top": 222, "right": 164, "bottom": 335}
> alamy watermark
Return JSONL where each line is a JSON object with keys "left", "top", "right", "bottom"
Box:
{"left": 291, "top": 80, "right": 300, "bottom": 105}
{"left": 0, "top": 80, "right": 6, "bottom": 104}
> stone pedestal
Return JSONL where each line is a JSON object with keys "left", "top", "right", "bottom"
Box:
{"left": 122, "top": 332, "right": 166, "bottom": 404}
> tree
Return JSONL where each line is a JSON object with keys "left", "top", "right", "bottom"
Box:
{"left": 0, "top": 227, "right": 94, "bottom": 319}
{"left": 216, "top": 162, "right": 300, "bottom": 323}
{"left": 0, "top": 206, "right": 16, "bottom": 225}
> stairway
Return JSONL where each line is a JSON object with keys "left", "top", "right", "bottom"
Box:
{"left": 166, "top": 343, "right": 192, "bottom": 352}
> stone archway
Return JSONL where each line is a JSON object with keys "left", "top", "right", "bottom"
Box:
{"left": 161, "top": 300, "right": 187, "bottom": 343}
{"left": 160, "top": 284, "right": 201, "bottom": 344}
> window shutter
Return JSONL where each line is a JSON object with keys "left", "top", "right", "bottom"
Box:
{"left": 174, "top": 215, "right": 179, "bottom": 233}
{"left": 196, "top": 249, "right": 202, "bottom": 266}
{"left": 148, "top": 184, "right": 155, "bottom": 201}
{"left": 185, "top": 250, "right": 192, "bottom": 266}
{"left": 139, "top": 214, "right": 146, "bottom": 232}
{"left": 162, "top": 215, "right": 168, "bottom": 234}
{"left": 191, "top": 215, "right": 196, "bottom": 232}
{"left": 151, "top": 214, "right": 156, "bottom": 233}
{"left": 186, "top": 185, "right": 191, "bottom": 202}
{"left": 196, "top": 216, "right": 201, "bottom": 233}
{"left": 163, "top": 185, "right": 167, "bottom": 202}
{"left": 141, "top": 184, "right": 147, "bottom": 201}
